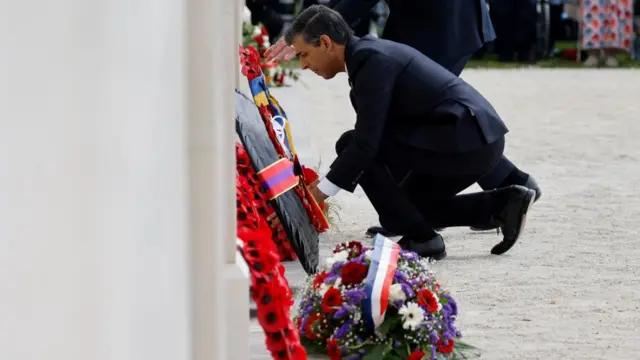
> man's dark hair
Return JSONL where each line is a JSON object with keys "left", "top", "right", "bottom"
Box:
{"left": 283, "top": 5, "right": 353, "bottom": 46}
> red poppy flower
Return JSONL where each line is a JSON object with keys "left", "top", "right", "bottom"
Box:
{"left": 303, "top": 313, "right": 324, "bottom": 340}
{"left": 261, "top": 26, "right": 269, "bottom": 36}
{"left": 408, "top": 350, "right": 426, "bottom": 360}
{"left": 417, "top": 289, "right": 439, "bottom": 313}
{"left": 321, "top": 287, "right": 343, "bottom": 313}
{"left": 346, "top": 241, "right": 363, "bottom": 256}
{"left": 313, "top": 271, "right": 329, "bottom": 290}
{"left": 437, "top": 338, "right": 455, "bottom": 354}
{"left": 333, "top": 241, "right": 363, "bottom": 256}
{"left": 239, "top": 45, "right": 262, "bottom": 80}
{"left": 289, "top": 344, "right": 308, "bottom": 360}
{"left": 255, "top": 284, "right": 288, "bottom": 332}
{"left": 264, "top": 330, "right": 288, "bottom": 352}
{"left": 341, "top": 261, "right": 369, "bottom": 286}
{"left": 302, "top": 166, "right": 319, "bottom": 183}
{"left": 326, "top": 338, "right": 342, "bottom": 360}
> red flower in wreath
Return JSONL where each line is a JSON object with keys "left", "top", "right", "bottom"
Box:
{"left": 264, "top": 331, "right": 287, "bottom": 352}
{"left": 417, "top": 289, "right": 440, "bottom": 313}
{"left": 437, "top": 338, "right": 455, "bottom": 354}
{"left": 340, "top": 261, "right": 368, "bottom": 286}
{"left": 408, "top": 350, "right": 426, "bottom": 360}
{"left": 254, "top": 283, "right": 288, "bottom": 333}
{"left": 302, "top": 313, "right": 324, "bottom": 340}
{"left": 321, "top": 287, "right": 343, "bottom": 313}
{"left": 313, "top": 271, "right": 329, "bottom": 290}
{"left": 326, "top": 338, "right": 342, "bottom": 360}
{"left": 288, "top": 344, "right": 307, "bottom": 360}
{"left": 333, "top": 241, "right": 363, "bottom": 256}
{"left": 239, "top": 227, "right": 280, "bottom": 275}
{"left": 239, "top": 45, "right": 262, "bottom": 80}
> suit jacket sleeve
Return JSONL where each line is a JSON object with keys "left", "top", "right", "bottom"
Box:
{"left": 330, "top": 0, "right": 380, "bottom": 26}
{"left": 326, "top": 52, "right": 400, "bottom": 192}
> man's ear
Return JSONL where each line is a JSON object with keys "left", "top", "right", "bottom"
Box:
{"left": 319, "top": 34, "right": 332, "bottom": 52}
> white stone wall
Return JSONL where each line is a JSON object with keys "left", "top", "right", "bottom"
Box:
{"left": 0, "top": 1, "right": 247, "bottom": 359}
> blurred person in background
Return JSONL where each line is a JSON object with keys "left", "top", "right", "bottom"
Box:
{"left": 266, "top": 0, "right": 496, "bottom": 77}
{"left": 246, "top": 0, "right": 285, "bottom": 43}
{"left": 580, "top": 0, "right": 634, "bottom": 67}
{"left": 490, "top": 0, "right": 539, "bottom": 62}
{"left": 549, "top": 0, "right": 568, "bottom": 56}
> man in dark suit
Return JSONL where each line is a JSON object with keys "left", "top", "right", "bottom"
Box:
{"left": 284, "top": 5, "right": 536, "bottom": 259}
{"left": 266, "top": 0, "right": 541, "bottom": 236}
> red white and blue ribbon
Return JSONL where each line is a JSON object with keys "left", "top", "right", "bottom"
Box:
{"left": 363, "top": 234, "right": 401, "bottom": 329}
{"left": 256, "top": 158, "right": 299, "bottom": 200}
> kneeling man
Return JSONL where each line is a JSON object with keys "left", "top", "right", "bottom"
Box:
{"left": 288, "top": 5, "right": 536, "bottom": 259}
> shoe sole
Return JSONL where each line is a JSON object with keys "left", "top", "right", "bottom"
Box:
{"left": 490, "top": 189, "right": 536, "bottom": 255}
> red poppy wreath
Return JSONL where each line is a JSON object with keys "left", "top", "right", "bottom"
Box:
{"left": 236, "top": 170, "right": 307, "bottom": 360}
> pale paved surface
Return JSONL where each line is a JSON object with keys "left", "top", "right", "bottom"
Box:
{"left": 249, "top": 69, "right": 640, "bottom": 359}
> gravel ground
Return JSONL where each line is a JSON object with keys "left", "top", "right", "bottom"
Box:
{"left": 250, "top": 68, "right": 640, "bottom": 359}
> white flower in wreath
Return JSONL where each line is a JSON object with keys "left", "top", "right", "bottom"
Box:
{"left": 326, "top": 250, "right": 349, "bottom": 267}
{"left": 242, "top": 6, "right": 251, "bottom": 24}
{"left": 319, "top": 283, "right": 330, "bottom": 297}
{"left": 398, "top": 302, "right": 424, "bottom": 331}
{"left": 353, "top": 311, "right": 361, "bottom": 323}
{"left": 252, "top": 26, "right": 262, "bottom": 36}
{"left": 319, "top": 277, "right": 341, "bottom": 297}
{"left": 389, "top": 283, "right": 406, "bottom": 302}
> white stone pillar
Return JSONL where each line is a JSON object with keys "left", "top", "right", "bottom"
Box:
{"left": 0, "top": 0, "right": 248, "bottom": 359}
{"left": 188, "top": 0, "right": 249, "bottom": 359}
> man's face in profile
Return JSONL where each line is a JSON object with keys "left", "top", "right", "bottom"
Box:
{"left": 292, "top": 34, "right": 340, "bottom": 80}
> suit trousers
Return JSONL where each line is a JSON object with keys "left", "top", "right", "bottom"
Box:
{"left": 335, "top": 130, "right": 505, "bottom": 236}
{"left": 447, "top": 53, "right": 516, "bottom": 191}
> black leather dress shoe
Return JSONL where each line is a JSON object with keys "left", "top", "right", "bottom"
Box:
{"left": 469, "top": 176, "right": 541, "bottom": 232}
{"left": 397, "top": 234, "right": 447, "bottom": 260}
{"left": 490, "top": 185, "right": 536, "bottom": 255}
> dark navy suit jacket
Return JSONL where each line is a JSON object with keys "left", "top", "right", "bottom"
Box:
{"left": 330, "top": 0, "right": 496, "bottom": 72}
{"left": 325, "top": 36, "right": 508, "bottom": 192}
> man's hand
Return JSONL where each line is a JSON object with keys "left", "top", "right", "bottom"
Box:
{"left": 264, "top": 37, "right": 296, "bottom": 63}
{"left": 309, "top": 183, "right": 329, "bottom": 203}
